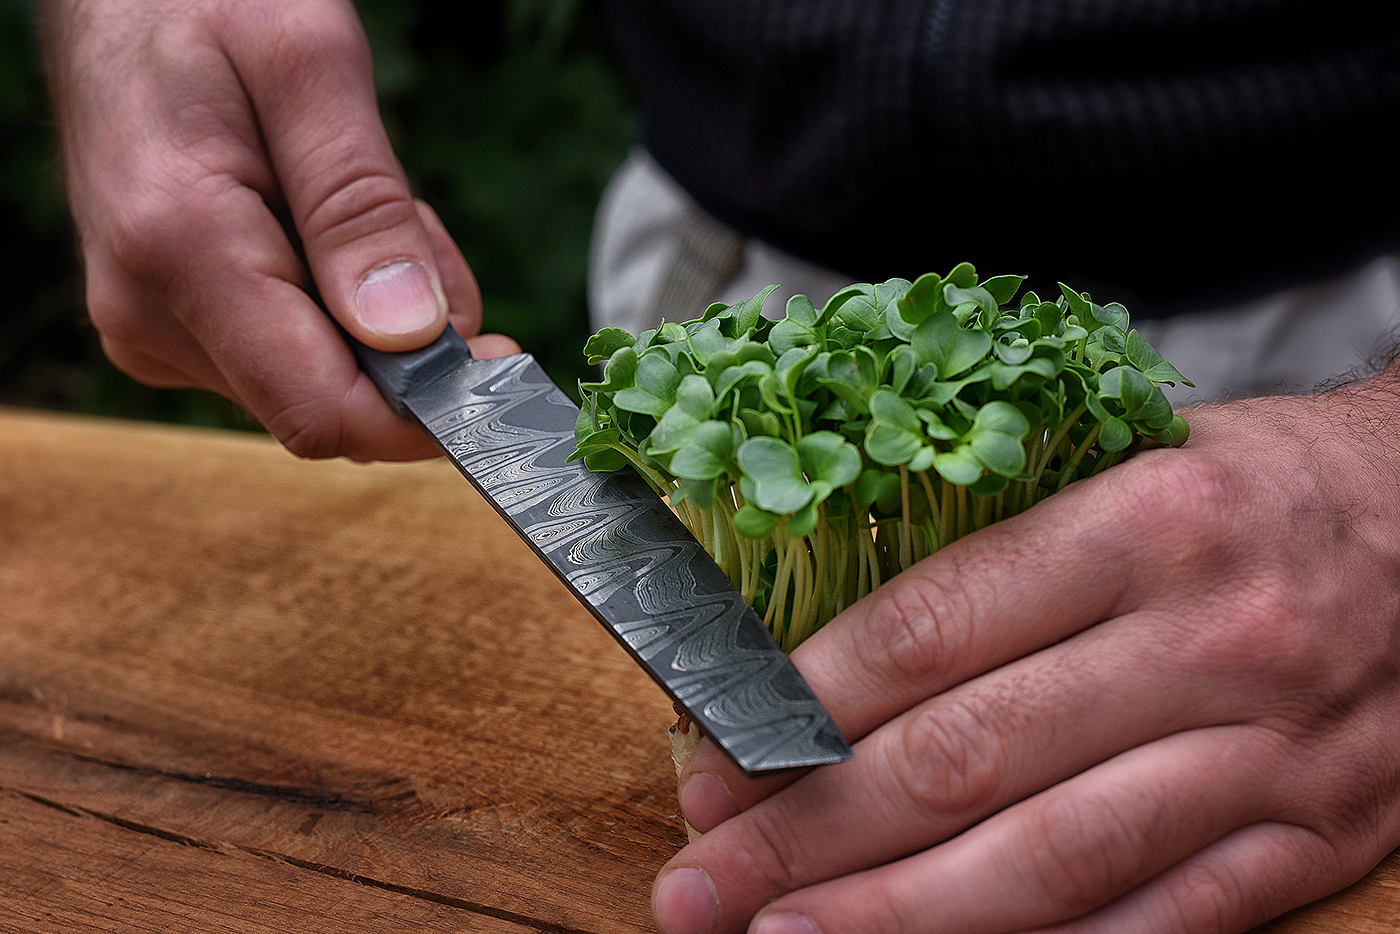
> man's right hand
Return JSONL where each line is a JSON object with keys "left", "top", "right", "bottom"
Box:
{"left": 40, "top": 0, "right": 518, "bottom": 461}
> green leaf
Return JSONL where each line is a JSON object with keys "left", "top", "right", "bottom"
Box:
{"left": 669, "top": 419, "right": 736, "bottom": 479}
{"left": 1125, "top": 329, "right": 1193, "bottom": 386}
{"left": 993, "top": 339, "right": 1034, "bottom": 366}
{"left": 613, "top": 351, "right": 680, "bottom": 417}
{"left": 1094, "top": 302, "right": 1129, "bottom": 330}
{"left": 833, "top": 292, "right": 883, "bottom": 333}
{"left": 981, "top": 274, "right": 1026, "bottom": 305}
{"left": 1161, "top": 414, "right": 1191, "bottom": 446}
{"left": 1058, "top": 282, "right": 1093, "bottom": 324}
{"left": 579, "top": 344, "right": 638, "bottom": 393}
{"left": 739, "top": 406, "right": 784, "bottom": 439}
{"left": 796, "top": 431, "right": 862, "bottom": 489}
{"left": 648, "top": 374, "right": 716, "bottom": 454}
{"left": 775, "top": 344, "right": 818, "bottom": 397}
{"left": 733, "top": 503, "right": 776, "bottom": 538}
{"left": 583, "top": 327, "right": 636, "bottom": 364}
{"left": 1034, "top": 300, "right": 1065, "bottom": 336}
{"left": 945, "top": 261, "right": 978, "bottom": 288}
{"left": 785, "top": 292, "right": 820, "bottom": 325}
{"left": 865, "top": 389, "right": 928, "bottom": 467}
{"left": 686, "top": 319, "right": 728, "bottom": 365}
{"left": 854, "top": 468, "right": 901, "bottom": 512}
{"left": 890, "top": 271, "right": 946, "bottom": 340}
{"left": 1085, "top": 325, "right": 1128, "bottom": 369}
{"left": 866, "top": 425, "right": 923, "bottom": 467}
{"left": 943, "top": 283, "right": 999, "bottom": 326}
{"left": 729, "top": 283, "right": 779, "bottom": 336}
{"left": 870, "top": 388, "right": 922, "bottom": 431}
{"left": 1099, "top": 416, "right": 1133, "bottom": 452}
{"left": 968, "top": 429, "right": 1026, "bottom": 477}
{"left": 708, "top": 358, "right": 769, "bottom": 403}
{"left": 933, "top": 446, "right": 984, "bottom": 486}
{"left": 815, "top": 347, "right": 881, "bottom": 413}
{"left": 737, "top": 437, "right": 815, "bottom": 514}
{"left": 917, "top": 408, "right": 961, "bottom": 441}
{"left": 582, "top": 447, "right": 629, "bottom": 472}
{"left": 770, "top": 306, "right": 820, "bottom": 354}
{"left": 973, "top": 400, "right": 1031, "bottom": 438}
{"left": 887, "top": 343, "right": 918, "bottom": 393}
{"left": 911, "top": 311, "right": 993, "bottom": 379}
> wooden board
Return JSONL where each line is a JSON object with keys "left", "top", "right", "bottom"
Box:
{"left": 0, "top": 406, "right": 1396, "bottom": 933}
{"left": 0, "top": 408, "right": 681, "bottom": 932}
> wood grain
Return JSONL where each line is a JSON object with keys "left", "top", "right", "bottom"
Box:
{"left": 1, "top": 406, "right": 1397, "bottom": 933}
{"left": 0, "top": 408, "right": 681, "bottom": 933}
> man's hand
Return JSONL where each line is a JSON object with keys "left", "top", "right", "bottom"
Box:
{"left": 656, "top": 376, "right": 1400, "bottom": 934}
{"left": 41, "top": 0, "right": 517, "bottom": 461}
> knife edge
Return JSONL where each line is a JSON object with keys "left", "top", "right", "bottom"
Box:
{"left": 349, "top": 328, "right": 852, "bottom": 774}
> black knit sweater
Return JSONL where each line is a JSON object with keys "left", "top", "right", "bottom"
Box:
{"left": 607, "top": 0, "right": 1400, "bottom": 315}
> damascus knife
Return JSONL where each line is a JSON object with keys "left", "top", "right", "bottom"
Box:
{"left": 345, "top": 325, "right": 852, "bottom": 775}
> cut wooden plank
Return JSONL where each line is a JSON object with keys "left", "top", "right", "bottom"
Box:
{"left": 0, "top": 789, "right": 536, "bottom": 933}
{"left": 1254, "top": 851, "right": 1400, "bottom": 934}
{"left": 0, "top": 408, "right": 682, "bottom": 933}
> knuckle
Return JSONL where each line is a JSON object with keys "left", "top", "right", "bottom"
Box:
{"left": 1165, "top": 859, "right": 1245, "bottom": 934}
{"left": 1117, "top": 452, "right": 1240, "bottom": 558}
{"left": 723, "top": 806, "right": 815, "bottom": 899}
{"left": 891, "top": 701, "right": 1004, "bottom": 817}
{"left": 1023, "top": 793, "right": 1143, "bottom": 914}
{"left": 84, "top": 285, "right": 152, "bottom": 348}
{"left": 99, "top": 191, "right": 185, "bottom": 287}
{"left": 259, "top": 5, "right": 372, "bottom": 85}
{"left": 262, "top": 397, "right": 346, "bottom": 460}
{"left": 297, "top": 164, "right": 419, "bottom": 254}
{"left": 854, "top": 569, "right": 973, "bottom": 690}
{"left": 1186, "top": 568, "right": 1318, "bottom": 689}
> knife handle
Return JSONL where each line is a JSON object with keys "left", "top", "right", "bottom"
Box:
{"left": 343, "top": 325, "right": 474, "bottom": 418}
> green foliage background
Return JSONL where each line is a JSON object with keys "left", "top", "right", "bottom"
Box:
{"left": 0, "top": 0, "right": 633, "bottom": 430}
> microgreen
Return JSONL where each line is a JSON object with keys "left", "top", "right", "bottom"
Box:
{"left": 573, "top": 264, "right": 1192, "bottom": 652}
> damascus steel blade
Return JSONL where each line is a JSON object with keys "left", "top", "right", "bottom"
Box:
{"left": 401, "top": 351, "right": 851, "bottom": 775}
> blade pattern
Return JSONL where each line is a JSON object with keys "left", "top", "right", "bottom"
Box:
{"left": 405, "top": 353, "right": 851, "bottom": 773}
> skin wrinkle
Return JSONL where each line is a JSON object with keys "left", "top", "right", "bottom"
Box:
{"left": 850, "top": 567, "right": 972, "bottom": 700}
{"left": 226, "top": 0, "right": 365, "bottom": 120}
{"left": 714, "top": 797, "right": 817, "bottom": 918}
{"left": 889, "top": 696, "right": 1007, "bottom": 824}
{"left": 1021, "top": 732, "right": 1278, "bottom": 926}
{"left": 296, "top": 171, "right": 422, "bottom": 258}
{"left": 1023, "top": 788, "right": 1156, "bottom": 916}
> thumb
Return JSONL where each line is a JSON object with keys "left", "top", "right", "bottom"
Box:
{"left": 227, "top": 2, "right": 448, "bottom": 352}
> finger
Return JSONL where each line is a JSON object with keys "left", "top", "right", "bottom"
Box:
{"left": 158, "top": 182, "right": 439, "bottom": 460}
{"left": 735, "top": 726, "right": 1284, "bottom": 934}
{"left": 98, "top": 334, "right": 237, "bottom": 402}
{"left": 678, "top": 448, "right": 1244, "bottom": 820}
{"left": 414, "top": 199, "right": 484, "bottom": 339}
{"left": 660, "top": 537, "right": 1374, "bottom": 933}
{"left": 415, "top": 199, "right": 523, "bottom": 357}
{"left": 658, "top": 602, "right": 1233, "bottom": 932}
{"left": 466, "top": 333, "right": 523, "bottom": 359}
{"left": 1040, "top": 822, "right": 1351, "bottom": 934}
{"left": 225, "top": 1, "right": 449, "bottom": 351}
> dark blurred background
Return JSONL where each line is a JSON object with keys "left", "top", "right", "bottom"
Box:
{"left": 0, "top": 0, "right": 633, "bottom": 432}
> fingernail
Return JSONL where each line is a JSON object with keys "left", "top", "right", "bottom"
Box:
{"left": 679, "top": 772, "right": 740, "bottom": 831}
{"left": 755, "top": 912, "right": 820, "bottom": 934}
{"left": 653, "top": 867, "right": 719, "bottom": 934}
{"left": 355, "top": 261, "right": 443, "bottom": 335}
